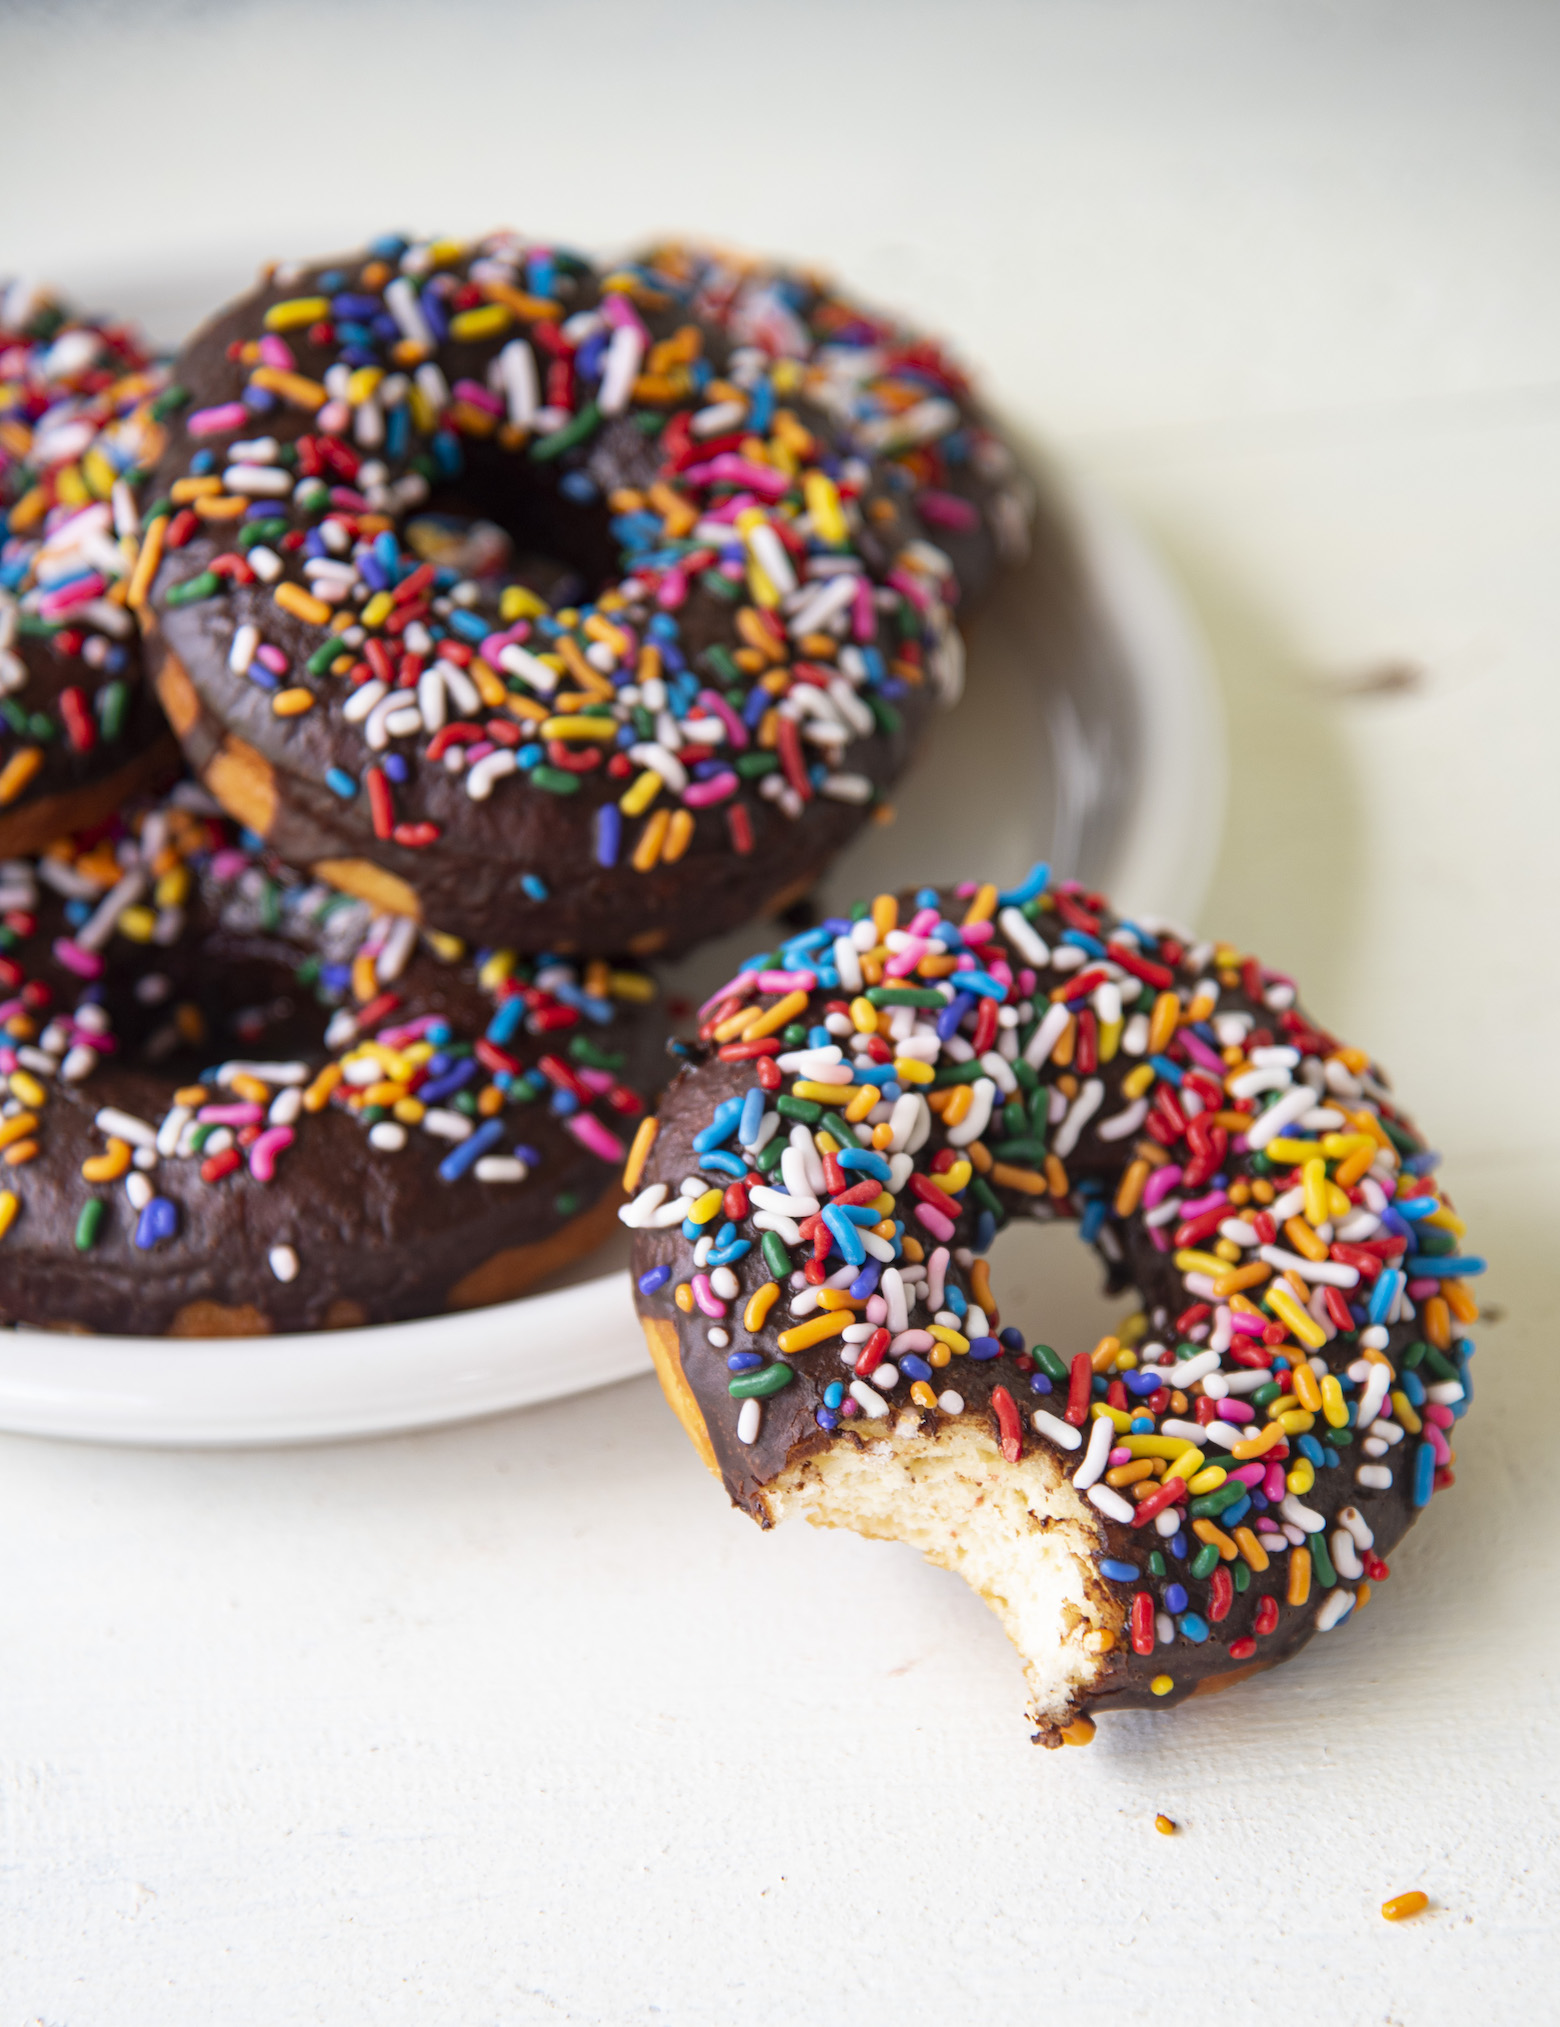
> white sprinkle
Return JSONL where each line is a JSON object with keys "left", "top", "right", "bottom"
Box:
{"left": 124, "top": 1171, "right": 152, "bottom": 1211}
{"left": 1169, "top": 1348, "right": 1221, "bottom": 1388}
{"left": 1031, "top": 1409, "right": 1083, "bottom": 1451}
{"left": 1330, "top": 1528, "right": 1364, "bottom": 1580}
{"left": 736, "top": 1398, "right": 762, "bottom": 1446}
{"left": 1023, "top": 1001, "right": 1072, "bottom": 1069}
{"left": 474, "top": 1156, "right": 528, "bottom": 1184}
{"left": 94, "top": 1106, "right": 156, "bottom": 1148}
{"left": 269, "top": 1245, "right": 299, "bottom": 1283}
{"left": 1258, "top": 1244, "right": 1360, "bottom": 1289}
{"left": 228, "top": 623, "right": 260, "bottom": 676}
{"left": 1280, "top": 1492, "right": 1325, "bottom": 1532}
{"left": 1087, "top": 1483, "right": 1137, "bottom": 1525}
{"left": 421, "top": 1109, "right": 473, "bottom": 1142}
{"left": 1072, "top": 1411, "right": 1115, "bottom": 1490}
{"left": 368, "top": 1122, "right": 407, "bottom": 1151}
{"left": 1245, "top": 1085, "right": 1315, "bottom": 1149}
{"left": 1315, "top": 1589, "right": 1356, "bottom": 1632}
{"left": 849, "top": 1379, "right": 890, "bottom": 1419}
{"left": 1355, "top": 1463, "right": 1394, "bottom": 1491}
{"left": 1052, "top": 1077, "right": 1104, "bottom": 1158}
{"left": 466, "top": 749, "right": 518, "bottom": 801}
{"left": 1096, "top": 1098, "right": 1150, "bottom": 1142}
{"left": 936, "top": 1390, "right": 964, "bottom": 1416}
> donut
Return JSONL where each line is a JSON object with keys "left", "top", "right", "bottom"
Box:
{"left": 141, "top": 232, "right": 1031, "bottom": 958}
{"left": 623, "top": 870, "right": 1483, "bottom": 1743}
{"left": 0, "top": 781, "right": 668, "bottom": 1336}
{"left": 0, "top": 283, "right": 180, "bottom": 853}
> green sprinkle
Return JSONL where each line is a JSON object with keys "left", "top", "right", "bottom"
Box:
{"left": 755, "top": 1137, "right": 786, "bottom": 1176}
{"left": 239, "top": 518, "right": 289, "bottom": 551}
{"left": 761, "top": 1231, "right": 792, "bottom": 1280}
{"left": 735, "top": 751, "right": 779, "bottom": 778}
{"left": 1310, "top": 1529, "right": 1338, "bottom": 1588}
{"left": 932, "top": 1060, "right": 987, "bottom": 1088}
{"left": 554, "top": 1188, "right": 581, "bottom": 1217}
{"left": 165, "top": 570, "right": 221, "bottom": 607}
{"left": 529, "top": 765, "right": 582, "bottom": 795}
{"left": 568, "top": 1038, "right": 625, "bottom": 1070}
{"left": 728, "top": 1363, "right": 795, "bottom": 1400}
{"left": 776, "top": 1095, "right": 823, "bottom": 1125}
{"left": 1030, "top": 1343, "right": 1069, "bottom": 1383}
{"left": 867, "top": 986, "right": 944, "bottom": 1008}
{"left": 1189, "top": 1543, "right": 1221, "bottom": 1580}
{"left": 530, "top": 401, "right": 601, "bottom": 462}
{"left": 697, "top": 645, "right": 743, "bottom": 684}
{"left": 1233, "top": 1558, "right": 1252, "bottom": 1593}
{"left": 96, "top": 681, "right": 128, "bottom": 742}
{"left": 151, "top": 385, "right": 190, "bottom": 419}
{"left": 866, "top": 695, "right": 902, "bottom": 738}
{"left": 992, "top": 1138, "right": 1047, "bottom": 1164}
{"left": 74, "top": 1199, "right": 105, "bottom": 1252}
{"left": 781, "top": 1023, "right": 807, "bottom": 1046}
{"left": 699, "top": 569, "right": 741, "bottom": 603}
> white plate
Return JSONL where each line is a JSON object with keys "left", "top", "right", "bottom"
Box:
{"left": 0, "top": 463, "right": 1222, "bottom": 1445}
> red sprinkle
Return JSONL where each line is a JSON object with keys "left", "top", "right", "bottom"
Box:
{"left": 1254, "top": 1595, "right": 1280, "bottom": 1637}
{"left": 1065, "top": 1351, "right": 1092, "bottom": 1426}
{"left": 991, "top": 1385, "right": 1023, "bottom": 1463}
{"left": 1130, "top": 1590, "right": 1156, "bottom": 1655}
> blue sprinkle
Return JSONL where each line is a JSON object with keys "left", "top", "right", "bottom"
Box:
{"left": 1099, "top": 1559, "right": 1140, "bottom": 1584}
{"left": 1124, "top": 1370, "right": 1162, "bottom": 1397}
{"left": 698, "top": 1151, "right": 745, "bottom": 1179}
{"left": 936, "top": 993, "right": 975, "bottom": 1042}
{"left": 381, "top": 753, "right": 408, "bottom": 784}
{"left": 1221, "top": 1492, "right": 1251, "bottom": 1528}
{"left": 595, "top": 804, "right": 620, "bottom": 868}
{"left": 838, "top": 1148, "right": 890, "bottom": 1181}
{"left": 1405, "top": 1254, "right": 1485, "bottom": 1278}
{"left": 1403, "top": 1150, "right": 1441, "bottom": 1175}
{"left": 823, "top": 1382, "right": 845, "bottom": 1411}
{"left": 899, "top": 1354, "right": 933, "bottom": 1382}
{"left": 419, "top": 1059, "right": 479, "bottom": 1105}
{"left": 1367, "top": 1266, "right": 1404, "bottom": 1325}
{"left": 521, "top": 874, "right": 549, "bottom": 902}
{"left": 815, "top": 1408, "right": 839, "bottom": 1431}
{"left": 1398, "top": 1368, "right": 1426, "bottom": 1406}
{"left": 727, "top": 1352, "right": 764, "bottom": 1373}
{"left": 1321, "top": 1448, "right": 1340, "bottom": 1470}
{"left": 738, "top": 1087, "right": 766, "bottom": 1147}
{"left": 1297, "top": 1433, "right": 1325, "bottom": 1465}
{"left": 1059, "top": 928, "right": 1107, "bottom": 959}
{"left": 438, "top": 1118, "right": 505, "bottom": 1182}
{"left": 975, "top": 1209, "right": 997, "bottom": 1253}
{"left": 849, "top": 1261, "right": 881, "bottom": 1301}
{"left": 693, "top": 1097, "right": 744, "bottom": 1154}
{"left": 1028, "top": 1372, "right": 1053, "bottom": 1394}
{"left": 707, "top": 1239, "right": 753, "bottom": 1267}
{"left": 1178, "top": 1613, "right": 1210, "bottom": 1644}
{"left": 1079, "top": 1198, "right": 1107, "bottom": 1243}
{"left": 132, "top": 1196, "right": 178, "bottom": 1250}
{"left": 1129, "top": 1415, "right": 1154, "bottom": 1433}
{"left": 1411, "top": 1438, "right": 1437, "bottom": 1506}
{"left": 997, "top": 863, "right": 1050, "bottom": 907}
{"left": 1164, "top": 1583, "right": 1189, "bottom": 1614}
{"left": 999, "top": 1325, "right": 1025, "bottom": 1351}
{"left": 966, "top": 1336, "right": 1002, "bottom": 1360}
{"left": 956, "top": 969, "right": 1007, "bottom": 1001}
{"left": 1148, "top": 1054, "right": 1184, "bottom": 1086}
{"left": 821, "top": 1204, "right": 865, "bottom": 1265}
{"left": 324, "top": 766, "right": 358, "bottom": 800}
{"left": 1169, "top": 1531, "right": 1189, "bottom": 1561}
{"left": 486, "top": 998, "right": 526, "bottom": 1047}
{"left": 831, "top": 1202, "right": 882, "bottom": 1228}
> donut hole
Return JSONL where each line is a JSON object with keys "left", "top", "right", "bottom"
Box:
{"left": 105, "top": 944, "right": 326, "bottom": 1078}
{"left": 414, "top": 447, "right": 619, "bottom": 613}
{"left": 983, "top": 1214, "right": 1137, "bottom": 1361}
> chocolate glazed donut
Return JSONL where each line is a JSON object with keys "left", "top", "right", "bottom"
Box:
{"left": 623, "top": 871, "right": 1483, "bottom": 1743}
{"left": 0, "top": 784, "right": 671, "bottom": 1336}
{"left": 0, "top": 285, "right": 180, "bottom": 854}
{"left": 140, "top": 232, "right": 1031, "bottom": 957}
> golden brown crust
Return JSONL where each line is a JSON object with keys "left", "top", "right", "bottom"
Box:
{"left": 312, "top": 856, "right": 424, "bottom": 921}
{"left": 153, "top": 651, "right": 202, "bottom": 738}
{"left": 168, "top": 1300, "right": 273, "bottom": 1338}
{"left": 203, "top": 734, "right": 278, "bottom": 838}
{"left": 445, "top": 1188, "right": 623, "bottom": 1309}
{"left": 640, "top": 1316, "right": 720, "bottom": 1478}
{"left": 0, "top": 735, "right": 180, "bottom": 860}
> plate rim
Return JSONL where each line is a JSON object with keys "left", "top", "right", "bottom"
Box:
{"left": 0, "top": 475, "right": 1223, "bottom": 1447}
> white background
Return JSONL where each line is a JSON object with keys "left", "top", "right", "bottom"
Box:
{"left": 2, "top": 2, "right": 1557, "bottom": 2019}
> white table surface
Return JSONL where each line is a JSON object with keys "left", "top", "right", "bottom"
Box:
{"left": 1, "top": 4, "right": 1556, "bottom": 2020}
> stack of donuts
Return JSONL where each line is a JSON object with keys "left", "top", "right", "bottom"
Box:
{"left": 0, "top": 233, "right": 1027, "bottom": 1333}
{"left": 0, "top": 234, "right": 1482, "bottom": 1740}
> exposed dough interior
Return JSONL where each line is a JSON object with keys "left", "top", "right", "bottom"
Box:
{"left": 764, "top": 1418, "right": 1120, "bottom": 1733}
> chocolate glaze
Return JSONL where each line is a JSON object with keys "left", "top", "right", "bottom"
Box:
{"left": 144, "top": 236, "right": 1029, "bottom": 955}
{"left": 629, "top": 882, "right": 1467, "bottom": 1730}
{"left": 0, "top": 787, "right": 672, "bottom": 1335}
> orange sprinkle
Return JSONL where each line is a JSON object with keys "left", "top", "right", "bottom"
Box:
{"left": 1381, "top": 1891, "right": 1429, "bottom": 1922}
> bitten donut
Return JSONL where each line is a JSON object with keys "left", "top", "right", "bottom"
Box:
{"left": 624, "top": 870, "right": 1484, "bottom": 1742}
{"left": 0, "top": 782, "right": 668, "bottom": 1336}
{"left": 0, "top": 283, "right": 179, "bottom": 851}
{"left": 141, "top": 232, "right": 1030, "bottom": 956}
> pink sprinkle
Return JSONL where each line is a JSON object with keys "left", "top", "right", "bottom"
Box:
{"left": 1109, "top": 1446, "right": 1132, "bottom": 1467}
{"left": 1262, "top": 1461, "right": 1288, "bottom": 1503}
{"left": 1180, "top": 1190, "right": 1229, "bottom": 1219}
{"left": 0, "top": 1048, "right": 15, "bottom": 1075}
{"left": 210, "top": 848, "right": 249, "bottom": 881}
{"left": 38, "top": 573, "right": 106, "bottom": 618}
{"left": 657, "top": 567, "right": 689, "bottom": 610}
{"left": 565, "top": 1113, "right": 625, "bottom": 1163}
{"left": 1229, "top": 1310, "right": 1269, "bottom": 1338}
{"left": 1149, "top": 1224, "right": 1170, "bottom": 1253}
{"left": 755, "top": 970, "right": 816, "bottom": 993}
{"left": 681, "top": 455, "right": 789, "bottom": 499}
{"left": 1143, "top": 1164, "right": 1184, "bottom": 1210}
{"left": 691, "top": 1273, "right": 726, "bottom": 1320}
{"left": 682, "top": 770, "right": 739, "bottom": 808}
{"left": 575, "top": 1067, "right": 615, "bottom": 1096}
{"left": 256, "top": 335, "right": 296, "bottom": 371}
{"left": 1407, "top": 1277, "right": 1439, "bottom": 1299}
{"left": 851, "top": 577, "right": 876, "bottom": 642}
{"left": 248, "top": 1125, "right": 294, "bottom": 1183}
{"left": 1226, "top": 1463, "right": 1268, "bottom": 1487}
{"left": 917, "top": 489, "right": 980, "bottom": 532}
{"left": 52, "top": 938, "right": 102, "bottom": 980}
{"left": 453, "top": 379, "right": 504, "bottom": 416}
{"left": 1422, "top": 1402, "right": 1456, "bottom": 1429}
{"left": 198, "top": 1103, "right": 264, "bottom": 1127}
{"left": 1218, "top": 1399, "right": 1256, "bottom": 1425}
{"left": 889, "top": 1330, "right": 934, "bottom": 1354}
{"left": 907, "top": 908, "right": 940, "bottom": 936}
{"left": 884, "top": 938, "right": 930, "bottom": 979}
{"left": 601, "top": 291, "right": 649, "bottom": 340}
{"left": 914, "top": 1203, "right": 956, "bottom": 1243}
{"left": 887, "top": 567, "right": 931, "bottom": 613}
{"left": 695, "top": 688, "right": 749, "bottom": 750}
{"left": 1018, "top": 967, "right": 1037, "bottom": 997}
{"left": 187, "top": 401, "right": 250, "bottom": 437}
{"left": 255, "top": 644, "right": 290, "bottom": 676}
{"left": 1180, "top": 1031, "right": 1226, "bottom": 1074}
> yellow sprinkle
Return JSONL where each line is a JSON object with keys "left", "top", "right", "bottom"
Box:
{"left": 1292, "top": 1361, "right": 1323, "bottom": 1412}
{"left": 263, "top": 296, "right": 330, "bottom": 331}
{"left": 271, "top": 687, "right": 315, "bottom": 717}
{"left": 1175, "top": 1247, "right": 1229, "bottom": 1278}
{"left": 81, "top": 1137, "right": 132, "bottom": 1183}
{"left": 1287, "top": 1458, "right": 1316, "bottom": 1496}
{"left": 1121, "top": 1435, "right": 1201, "bottom": 1461}
{"left": 620, "top": 769, "right": 662, "bottom": 817}
{"left": 540, "top": 716, "right": 616, "bottom": 741}
{"left": 926, "top": 1325, "right": 970, "bottom": 1354}
{"left": 1301, "top": 1156, "right": 1329, "bottom": 1226}
{"left": 1263, "top": 1283, "right": 1328, "bottom": 1349}
{"left": 449, "top": 303, "right": 512, "bottom": 343}
{"left": 844, "top": 1086, "right": 879, "bottom": 1123}
{"left": 1391, "top": 1388, "right": 1423, "bottom": 1435}
{"left": 393, "top": 1098, "right": 426, "bottom": 1125}
{"left": 126, "top": 511, "right": 166, "bottom": 610}
{"left": 849, "top": 996, "right": 879, "bottom": 1034}
{"left": 1088, "top": 1401, "right": 1133, "bottom": 1432}
{"left": 893, "top": 1057, "right": 935, "bottom": 1086}
{"left": 776, "top": 1312, "right": 850, "bottom": 1355}
{"left": 1150, "top": 1675, "right": 1174, "bottom": 1697}
{"left": 674, "top": 1281, "right": 693, "bottom": 1314}
{"left": 686, "top": 1189, "right": 723, "bottom": 1226}
{"left": 8, "top": 1070, "right": 44, "bottom": 1109}
{"left": 360, "top": 590, "right": 394, "bottom": 629}
{"left": 170, "top": 475, "right": 223, "bottom": 502}
{"left": 792, "top": 1079, "right": 853, "bottom": 1104}
{"left": 961, "top": 883, "right": 999, "bottom": 928}
{"left": 743, "top": 1281, "right": 780, "bottom": 1334}
{"left": 1164, "top": 1446, "right": 1206, "bottom": 1482}
{"left": 1319, "top": 1373, "right": 1349, "bottom": 1428}
{"left": 1098, "top": 1017, "right": 1123, "bottom": 1063}
{"left": 0, "top": 1113, "right": 38, "bottom": 1151}
{"left": 1186, "top": 1464, "right": 1227, "bottom": 1496}
{"left": 712, "top": 1004, "right": 762, "bottom": 1044}
{"left": 802, "top": 470, "right": 847, "bottom": 544}
{"left": 273, "top": 582, "right": 332, "bottom": 628}
{"left": 1381, "top": 1892, "right": 1429, "bottom": 1923}
{"left": 621, "top": 1116, "right": 658, "bottom": 1195}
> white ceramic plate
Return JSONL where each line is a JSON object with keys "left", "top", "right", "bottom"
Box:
{"left": 0, "top": 463, "right": 1223, "bottom": 1445}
